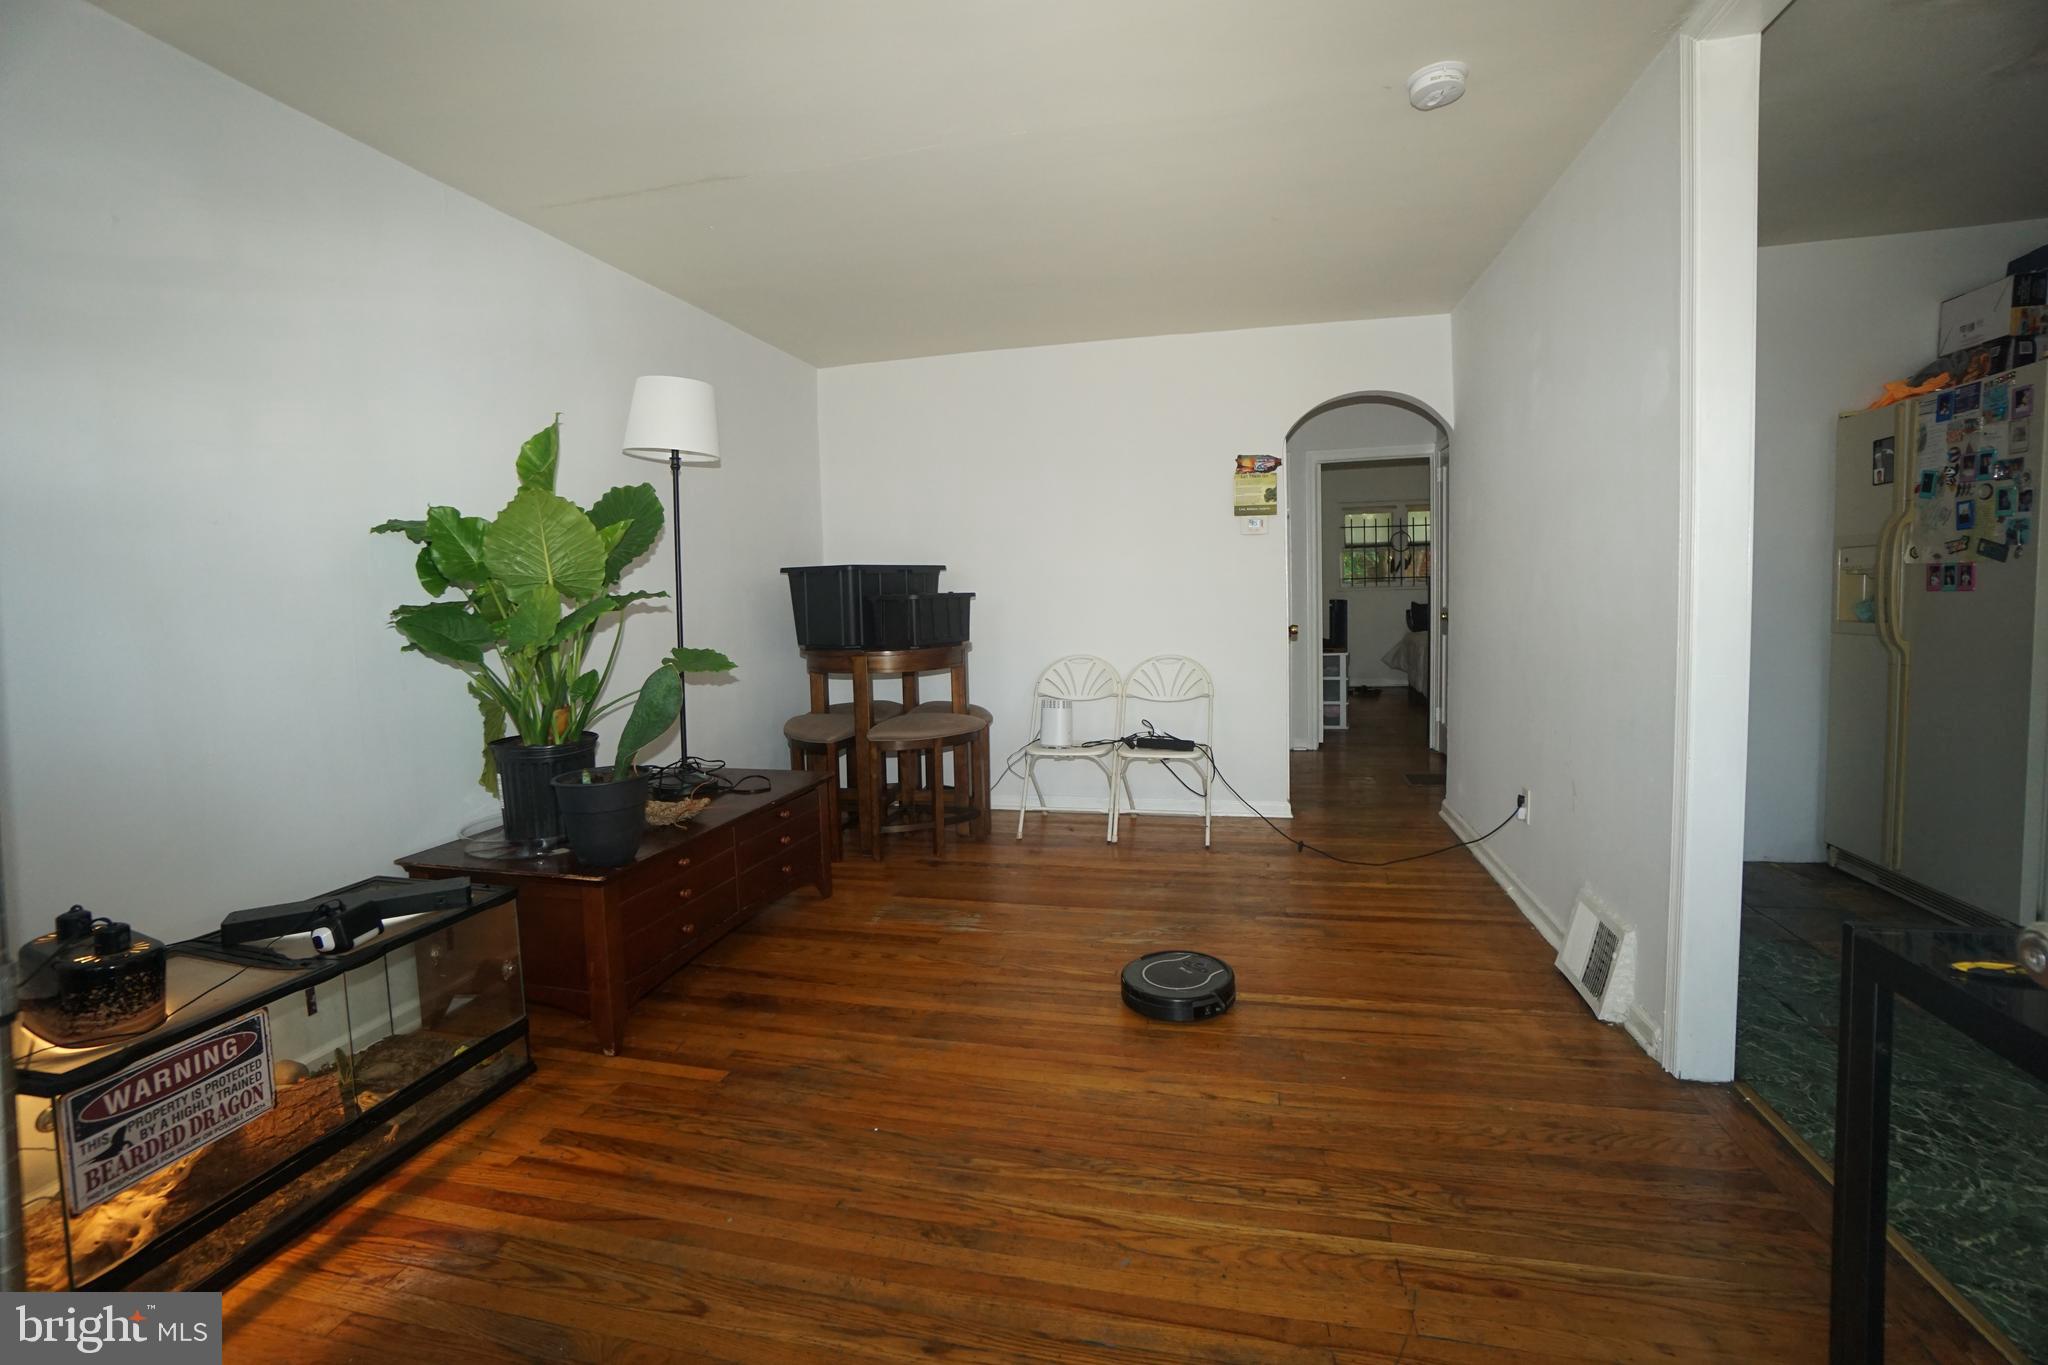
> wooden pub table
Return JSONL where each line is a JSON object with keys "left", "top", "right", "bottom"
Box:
{"left": 801, "top": 642, "right": 971, "bottom": 853}
{"left": 396, "top": 768, "right": 830, "bottom": 1055}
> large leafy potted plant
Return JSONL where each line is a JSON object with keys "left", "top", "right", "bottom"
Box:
{"left": 372, "top": 418, "right": 728, "bottom": 848}
{"left": 550, "top": 646, "right": 734, "bottom": 865}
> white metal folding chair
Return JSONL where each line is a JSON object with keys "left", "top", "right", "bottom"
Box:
{"left": 1111, "top": 655, "right": 1216, "bottom": 848}
{"left": 1014, "top": 655, "right": 1123, "bottom": 842}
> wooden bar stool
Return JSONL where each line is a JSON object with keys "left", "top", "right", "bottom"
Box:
{"left": 783, "top": 712, "right": 852, "bottom": 861}
{"left": 784, "top": 702, "right": 905, "bottom": 860}
{"left": 865, "top": 710, "right": 991, "bottom": 858}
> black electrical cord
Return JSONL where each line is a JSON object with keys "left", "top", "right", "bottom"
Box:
{"left": 643, "top": 756, "right": 770, "bottom": 799}
{"left": 1118, "top": 722, "right": 1521, "bottom": 868}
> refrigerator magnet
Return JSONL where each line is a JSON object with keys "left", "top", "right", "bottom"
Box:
{"left": 1956, "top": 498, "right": 1975, "bottom": 531}
{"left": 1985, "top": 381, "right": 2010, "bottom": 421}
{"left": 1957, "top": 381, "right": 1983, "bottom": 413}
{"left": 1942, "top": 564, "right": 1959, "bottom": 591}
{"left": 1944, "top": 536, "right": 1971, "bottom": 555}
{"left": 2023, "top": 489, "right": 2035, "bottom": 513}
{"left": 2014, "top": 422, "right": 2032, "bottom": 455}
{"left": 1996, "top": 486, "right": 2016, "bottom": 518}
{"left": 2017, "top": 384, "right": 2035, "bottom": 421}
{"left": 1978, "top": 538, "right": 2010, "bottom": 562}
{"left": 2015, "top": 516, "right": 2032, "bottom": 545}
{"left": 1958, "top": 564, "right": 1976, "bottom": 592}
{"left": 1918, "top": 470, "right": 1939, "bottom": 499}
{"left": 1938, "top": 392, "right": 1955, "bottom": 421}
{"left": 1927, "top": 565, "right": 1944, "bottom": 591}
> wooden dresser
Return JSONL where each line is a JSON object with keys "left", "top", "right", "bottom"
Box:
{"left": 396, "top": 768, "right": 830, "bottom": 1055}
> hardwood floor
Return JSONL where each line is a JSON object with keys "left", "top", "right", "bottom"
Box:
{"left": 225, "top": 691, "right": 2001, "bottom": 1363}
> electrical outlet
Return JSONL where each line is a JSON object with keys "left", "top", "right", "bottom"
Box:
{"left": 1516, "top": 788, "right": 1531, "bottom": 822}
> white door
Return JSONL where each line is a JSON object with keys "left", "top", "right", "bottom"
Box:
{"left": 1286, "top": 450, "right": 1317, "bottom": 749}
{"left": 1429, "top": 435, "right": 1448, "bottom": 752}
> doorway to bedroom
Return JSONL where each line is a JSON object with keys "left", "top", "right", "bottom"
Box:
{"left": 1285, "top": 394, "right": 1449, "bottom": 764}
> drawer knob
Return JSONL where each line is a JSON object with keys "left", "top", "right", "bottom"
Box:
{"left": 678, "top": 887, "right": 695, "bottom": 900}
{"left": 680, "top": 923, "right": 696, "bottom": 935}
{"left": 778, "top": 834, "right": 793, "bottom": 846}
{"left": 778, "top": 808, "right": 793, "bottom": 820}
{"left": 676, "top": 856, "right": 692, "bottom": 868}
{"left": 781, "top": 864, "right": 794, "bottom": 875}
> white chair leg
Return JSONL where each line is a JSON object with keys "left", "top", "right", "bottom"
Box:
{"left": 1107, "top": 755, "right": 1121, "bottom": 843}
{"left": 1121, "top": 768, "right": 1139, "bottom": 822}
{"left": 1015, "top": 754, "right": 1033, "bottom": 839}
{"left": 1201, "top": 764, "right": 1213, "bottom": 848}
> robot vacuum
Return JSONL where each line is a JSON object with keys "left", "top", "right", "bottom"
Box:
{"left": 1121, "top": 951, "right": 1236, "bottom": 1022}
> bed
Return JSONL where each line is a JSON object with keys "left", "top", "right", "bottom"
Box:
{"left": 1380, "top": 629, "right": 1430, "bottom": 696}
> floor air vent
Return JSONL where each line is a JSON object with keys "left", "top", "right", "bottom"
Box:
{"left": 1556, "top": 893, "right": 1635, "bottom": 1023}
{"left": 1830, "top": 848, "right": 2008, "bottom": 929}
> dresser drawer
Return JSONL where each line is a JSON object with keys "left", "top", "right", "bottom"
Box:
{"left": 739, "top": 833, "right": 819, "bottom": 909}
{"left": 738, "top": 816, "right": 814, "bottom": 871}
{"left": 730, "top": 788, "right": 820, "bottom": 845}
{"left": 625, "top": 880, "right": 738, "bottom": 995}
{"left": 621, "top": 860, "right": 735, "bottom": 930}
{"left": 617, "top": 829, "right": 735, "bottom": 904}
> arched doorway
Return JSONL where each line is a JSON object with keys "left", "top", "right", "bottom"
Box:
{"left": 1284, "top": 391, "right": 1452, "bottom": 760}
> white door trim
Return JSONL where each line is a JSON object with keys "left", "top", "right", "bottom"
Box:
{"left": 1298, "top": 442, "right": 1441, "bottom": 745}
{"left": 1662, "top": 27, "right": 1761, "bottom": 1081}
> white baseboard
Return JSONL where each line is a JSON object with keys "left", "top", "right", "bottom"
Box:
{"left": 1440, "top": 802, "right": 1667, "bottom": 1069}
{"left": 1439, "top": 802, "right": 1566, "bottom": 945}
{"left": 1354, "top": 673, "right": 1409, "bottom": 689}
{"left": 1625, "top": 1004, "right": 1665, "bottom": 1058}
{"left": 991, "top": 791, "right": 1293, "bottom": 820}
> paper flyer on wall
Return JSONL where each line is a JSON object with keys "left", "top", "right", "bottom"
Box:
{"left": 1234, "top": 455, "right": 1280, "bottom": 516}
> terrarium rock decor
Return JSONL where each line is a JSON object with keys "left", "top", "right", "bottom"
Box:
{"left": 373, "top": 417, "right": 733, "bottom": 848}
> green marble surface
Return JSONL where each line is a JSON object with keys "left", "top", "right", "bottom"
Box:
{"left": 1737, "top": 913, "right": 2048, "bottom": 1361}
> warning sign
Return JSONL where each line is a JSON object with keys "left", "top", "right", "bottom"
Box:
{"left": 60, "top": 1010, "right": 276, "bottom": 1215}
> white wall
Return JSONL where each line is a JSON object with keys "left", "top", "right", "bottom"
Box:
{"left": 817, "top": 316, "right": 1453, "bottom": 817}
{"left": 1319, "top": 459, "right": 1432, "bottom": 684}
{"left": 1746, "top": 217, "right": 2048, "bottom": 861}
{"left": 1448, "top": 38, "right": 1689, "bottom": 1050}
{"left": 1450, "top": 27, "right": 1761, "bottom": 1079}
{"left": 0, "top": 0, "right": 821, "bottom": 945}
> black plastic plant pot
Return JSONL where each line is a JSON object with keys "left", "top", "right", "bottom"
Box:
{"left": 492, "top": 732, "right": 598, "bottom": 847}
{"left": 551, "top": 768, "right": 650, "bottom": 867}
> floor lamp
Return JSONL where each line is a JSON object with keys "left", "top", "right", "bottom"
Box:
{"left": 622, "top": 375, "right": 720, "bottom": 783}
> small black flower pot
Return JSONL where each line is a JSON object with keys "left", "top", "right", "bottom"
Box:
{"left": 492, "top": 733, "right": 599, "bottom": 848}
{"left": 551, "top": 768, "right": 650, "bottom": 867}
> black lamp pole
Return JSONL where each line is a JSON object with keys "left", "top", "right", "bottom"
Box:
{"left": 668, "top": 450, "right": 691, "bottom": 774}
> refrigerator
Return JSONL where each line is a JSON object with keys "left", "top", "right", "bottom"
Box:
{"left": 1825, "top": 361, "right": 2048, "bottom": 925}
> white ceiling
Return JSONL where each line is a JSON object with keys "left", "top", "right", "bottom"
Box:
{"left": 1760, "top": 0, "right": 2048, "bottom": 246}
{"left": 89, "top": 0, "right": 1693, "bottom": 366}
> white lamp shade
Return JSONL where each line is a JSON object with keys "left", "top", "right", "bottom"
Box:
{"left": 622, "top": 375, "right": 720, "bottom": 465}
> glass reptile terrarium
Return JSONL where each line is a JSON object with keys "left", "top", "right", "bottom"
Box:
{"left": 11, "top": 877, "right": 532, "bottom": 1291}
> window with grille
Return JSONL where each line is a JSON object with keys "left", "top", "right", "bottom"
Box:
{"left": 1339, "top": 504, "right": 1431, "bottom": 587}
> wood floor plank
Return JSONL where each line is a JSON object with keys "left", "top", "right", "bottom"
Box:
{"left": 220, "top": 692, "right": 1998, "bottom": 1363}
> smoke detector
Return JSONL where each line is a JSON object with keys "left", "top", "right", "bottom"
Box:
{"left": 1407, "top": 61, "right": 1468, "bottom": 111}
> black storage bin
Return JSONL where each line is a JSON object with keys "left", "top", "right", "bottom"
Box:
{"left": 864, "top": 592, "right": 974, "bottom": 648}
{"left": 781, "top": 564, "right": 945, "bottom": 648}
